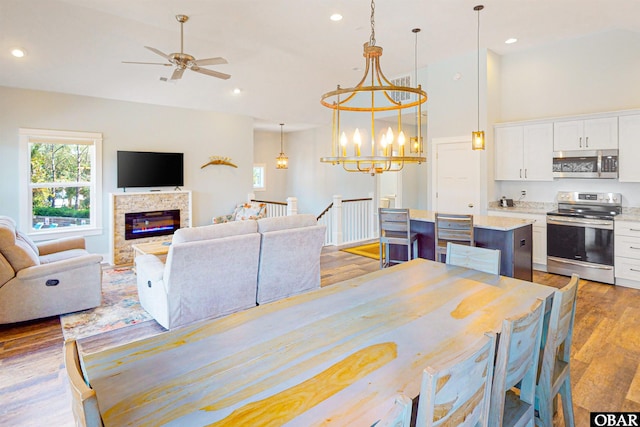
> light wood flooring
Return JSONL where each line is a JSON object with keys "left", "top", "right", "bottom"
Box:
{"left": 1, "top": 247, "right": 640, "bottom": 426}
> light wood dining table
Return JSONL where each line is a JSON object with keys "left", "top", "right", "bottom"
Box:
{"left": 77, "top": 258, "right": 554, "bottom": 426}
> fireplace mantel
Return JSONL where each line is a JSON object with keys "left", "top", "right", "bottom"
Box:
{"left": 110, "top": 190, "right": 192, "bottom": 265}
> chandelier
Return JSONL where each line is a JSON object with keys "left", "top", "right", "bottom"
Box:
{"left": 319, "top": 0, "right": 427, "bottom": 175}
{"left": 276, "top": 123, "right": 288, "bottom": 169}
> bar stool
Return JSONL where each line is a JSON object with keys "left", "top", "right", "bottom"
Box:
{"left": 378, "top": 208, "right": 418, "bottom": 269}
{"left": 434, "top": 213, "right": 474, "bottom": 263}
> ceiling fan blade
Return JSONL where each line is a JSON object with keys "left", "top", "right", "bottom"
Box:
{"left": 122, "top": 61, "right": 172, "bottom": 66}
{"left": 192, "top": 67, "right": 231, "bottom": 80}
{"left": 170, "top": 68, "right": 185, "bottom": 80}
{"left": 192, "top": 57, "right": 228, "bottom": 66}
{"left": 144, "top": 46, "right": 171, "bottom": 60}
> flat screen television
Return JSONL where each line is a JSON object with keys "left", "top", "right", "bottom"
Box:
{"left": 117, "top": 151, "right": 184, "bottom": 189}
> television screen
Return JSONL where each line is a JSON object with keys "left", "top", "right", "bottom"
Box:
{"left": 117, "top": 151, "right": 184, "bottom": 189}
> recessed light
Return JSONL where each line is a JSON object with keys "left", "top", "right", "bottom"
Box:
{"left": 330, "top": 13, "right": 343, "bottom": 22}
{"left": 505, "top": 38, "right": 518, "bottom": 44}
{"left": 233, "top": 88, "right": 242, "bottom": 95}
{"left": 11, "top": 48, "right": 26, "bottom": 58}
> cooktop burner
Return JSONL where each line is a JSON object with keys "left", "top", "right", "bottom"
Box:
{"left": 548, "top": 191, "right": 622, "bottom": 220}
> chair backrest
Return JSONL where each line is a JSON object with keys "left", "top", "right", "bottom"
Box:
{"left": 416, "top": 333, "right": 496, "bottom": 427}
{"left": 446, "top": 242, "right": 501, "bottom": 275}
{"left": 376, "top": 394, "right": 413, "bottom": 427}
{"left": 537, "top": 274, "right": 579, "bottom": 404}
{"left": 379, "top": 208, "right": 411, "bottom": 241}
{"left": 489, "top": 298, "right": 545, "bottom": 426}
{"left": 434, "top": 213, "right": 474, "bottom": 246}
{"left": 63, "top": 340, "right": 103, "bottom": 427}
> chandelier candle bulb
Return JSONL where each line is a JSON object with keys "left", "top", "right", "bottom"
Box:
{"left": 399, "top": 131, "right": 406, "bottom": 156}
{"left": 354, "top": 129, "right": 362, "bottom": 156}
{"left": 340, "top": 132, "right": 348, "bottom": 157}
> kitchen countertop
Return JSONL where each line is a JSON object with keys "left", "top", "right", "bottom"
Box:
{"left": 487, "top": 201, "right": 555, "bottom": 215}
{"left": 409, "top": 209, "right": 534, "bottom": 232}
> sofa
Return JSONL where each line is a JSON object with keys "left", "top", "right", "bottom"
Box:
{"left": 135, "top": 220, "right": 261, "bottom": 329}
{"left": 0, "top": 216, "right": 103, "bottom": 324}
{"left": 135, "top": 214, "right": 326, "bottom": 329}
{"left": 212, "top": 201, "right": 267, "bottom": 224}
{"left": 256, "top": 214, "right": 326, "bottom": 304}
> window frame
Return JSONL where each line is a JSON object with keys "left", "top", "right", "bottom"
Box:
{"left": 253, "top": 163, "right": 266, "bottom": 192}
{"left": 19, "top": 128, "right": 103, "bottom": 241}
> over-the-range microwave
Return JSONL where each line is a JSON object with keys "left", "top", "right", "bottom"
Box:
{"left": 552, "top": 149, "right": 618, "bottom": 179}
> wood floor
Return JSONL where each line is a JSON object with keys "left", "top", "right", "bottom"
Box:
{"left": 1, "top": 246, "right": 639, "bottom": 426}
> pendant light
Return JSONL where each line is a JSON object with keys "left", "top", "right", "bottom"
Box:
{"left": 471, "top": 5, "right": 485, "bottom": 150}
{"left": 276, "top": 123, "right": 288, "bottom": 169}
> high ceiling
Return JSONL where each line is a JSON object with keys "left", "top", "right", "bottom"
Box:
{"left": 1, "top": 0, "right": 639, "bottom": 131}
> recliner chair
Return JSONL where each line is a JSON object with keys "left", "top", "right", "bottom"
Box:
{"left": 0, "top": 216, "right": 103, "bottom": 324}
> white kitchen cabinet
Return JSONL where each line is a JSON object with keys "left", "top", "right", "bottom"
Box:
{"left": 615, "top": 219, "right": 640, "bottom": 289}
{"left": 619, "top": 114, "right": 640, "bottom": 182}
{"left": 553, "top": 117, "right": 618, "bottom": 151}
{"left": 488, "top": 210, "right": 547, "bottom": 270}
{"left": 495, "top": 123, "right": 553, "bottom": 181}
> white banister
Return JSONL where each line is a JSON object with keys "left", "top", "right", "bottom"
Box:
{"left": 286, "top": 197, "right": 298, "bottom": 215}
{"left": 331, "top": 195, "right": 343, "bottom": 246}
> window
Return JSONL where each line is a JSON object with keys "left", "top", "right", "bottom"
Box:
{"left": 253, "top": 163, "right": 266, "bottom": 192}
{"left": 19, "top": 128, "right": 102, "bottom": 240}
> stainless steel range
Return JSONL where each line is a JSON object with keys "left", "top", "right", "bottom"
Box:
{"left": 547, "top": 191, "right": 622, "bottom": 284}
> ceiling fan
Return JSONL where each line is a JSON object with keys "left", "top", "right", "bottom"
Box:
{"left": 123, "top": 14, "right": 230, "bottom": 81}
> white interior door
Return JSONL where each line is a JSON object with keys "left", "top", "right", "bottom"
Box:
{"left": 433, "top": 138, "right": 481, "bottom": 214}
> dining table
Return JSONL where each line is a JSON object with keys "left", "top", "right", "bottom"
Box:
{"left": 76, "top": 258, "right": 555, "bottom": 426}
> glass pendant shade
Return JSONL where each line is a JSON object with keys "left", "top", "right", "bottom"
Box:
{"left": 276, "top": 123, "right": 288, "bottom": 169}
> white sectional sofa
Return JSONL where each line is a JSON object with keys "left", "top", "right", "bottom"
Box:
{"left": 256, "top": 214, "right": 326, "bottom": 304}
{"left": 134, "top": 214, "right": 326, "bottom": 330}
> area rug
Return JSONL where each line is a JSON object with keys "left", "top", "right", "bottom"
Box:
{"left": 60, "top": 266, "right": 154, "bottom": 341}
{"left": 341, "top": 242, "right": 380, "bottom": 260}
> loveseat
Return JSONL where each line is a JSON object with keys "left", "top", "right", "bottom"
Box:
{"left": 256, "top": 214, "right": 326, "bottom": 304}
{"left": 0, "top": 216, "right": 103, "bottom": 324}
{"left": 135, "top": 220, "right": 261, "bottom": 329}
{"left": 135, "top": 214, "right": 326, "bottom": 329}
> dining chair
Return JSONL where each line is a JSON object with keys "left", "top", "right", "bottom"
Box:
{"left": 489, "top": 298, "right": 545, "bottom": 427}
{"left": 535, "top": 274, "right": 579, "bottom": 427}
{"left": 415, "top": 332, "right": 496, "bottom": 427}
{"left": 378, "top": 208, "right": 419, "bottom": 269}
{"left": 374, "top": 394, "right": 413, "bottom": 427}
{"left": 64, "top": 340, "right": 103, "bottom": 427}
{"left": 446, "top": 242, "right": 501, "bottom": 275}
{"left": 434, "top": 213, "right": 474, "bottom": 263}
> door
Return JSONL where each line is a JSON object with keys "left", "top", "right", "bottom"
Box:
{"left": 433, "top": 139, "right": 480, "bottom": 214}
{"left": 522, "top": 123, "right": 553, "bottom": 181}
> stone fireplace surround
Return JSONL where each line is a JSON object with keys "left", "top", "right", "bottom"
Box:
{"left": 110, "top": 190, "right": 192, "bottom": 265}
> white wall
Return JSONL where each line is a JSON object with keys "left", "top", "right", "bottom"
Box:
{"left": 494, "top": 29, "right": 640, "bottom": 207}
{"left": 253, "top": 130, "right": 289, "bottom": 203}
{"left": 263, "top": 126, "right": 375, "bottom": 216}
{"left": 0, "top": 86, "right": 254, "bottom": 255}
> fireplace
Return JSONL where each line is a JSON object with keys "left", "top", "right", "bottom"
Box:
{"left": 125, "top": 209, "right": 180, "bottom": 240}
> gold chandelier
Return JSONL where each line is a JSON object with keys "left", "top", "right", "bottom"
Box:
{"left": 276, "top": 123, "right": 288, "bottom": 169}
{"left": 319, "top": 0, "right": 427, "bottom": 175}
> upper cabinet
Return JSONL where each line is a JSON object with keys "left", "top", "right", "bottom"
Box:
{"left": 619, "top": 114, "right": 640, "bottom": 182}
{"left": 495, "top": 123, "right": 553, "bottom": 181}
{"left": 553, "top": 117, "right": 618, "bottom": 151}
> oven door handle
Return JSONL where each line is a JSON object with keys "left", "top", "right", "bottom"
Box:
{"left": 548, "top": 257, "right": 613, "bottom": 270}
{"left": 547, "top": 216, "right": 614, "bottom": 229}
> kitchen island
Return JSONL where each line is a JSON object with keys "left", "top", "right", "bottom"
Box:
{"left": 402, "top": 210, "right": 534, "bottom": 280}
